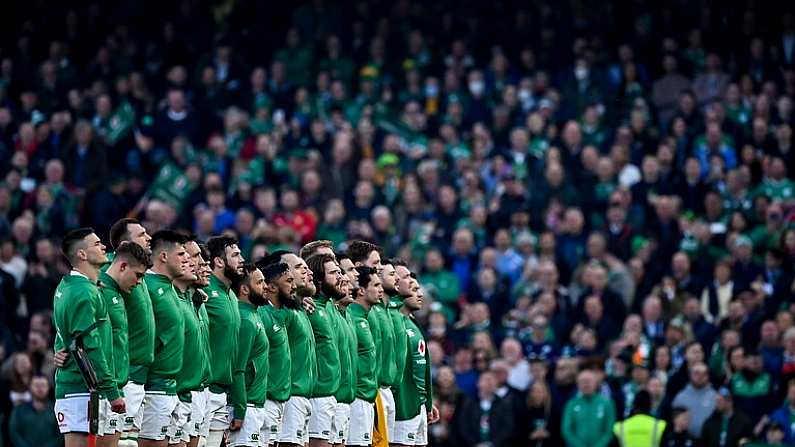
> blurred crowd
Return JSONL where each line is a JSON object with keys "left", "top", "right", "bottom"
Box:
{"left": 2, "top": 0, "right": 795, "bottom": 446}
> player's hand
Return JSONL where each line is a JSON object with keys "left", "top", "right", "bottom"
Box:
{"left": 428, "top": 405, "right": 440, "bottom": 424}
{"left": 229, "top": 419, "right": 243, "bottom": 431}
{"left": 302, "top": 297, "right": 316, "bottom": 314}
{"left": 110, "top": 398, "right": 126, "bottom": 414}
{"left": 53, "top": 349, "right": 69, "bottom": 368}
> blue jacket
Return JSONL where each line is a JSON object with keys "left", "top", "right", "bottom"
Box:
{"left": 770, "top": 404, "right": 795, "bottom": 443}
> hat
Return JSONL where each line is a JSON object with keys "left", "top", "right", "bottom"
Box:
{"left": 377, "top": 153, "right": 400, "bottom": 169}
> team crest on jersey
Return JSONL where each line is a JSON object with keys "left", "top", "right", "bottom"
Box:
{"left": 273, "top": 324, "right": 281, "bottom": 332}
{"left": 256, "top": 322, "right": 263, "bottom": 329}
{"left": 407, "top": 328, "right": 416, "bottom": 337}
{"left": 158, "top": 288, "right": 164, "bottom": 295}
{"left": 112, "top": 296, "right": 120, "bottom": 304}
{"left": 418, "top": 340, "right": 426, "bottom": 355}
{"left": 360, "top": 321, "right": 368, "bottom": 328}
{"left": 55, "top": 291, "right": 62, "bottom": 299}
{"left": 212, "top": 291, "right": 219, "bottom": 297}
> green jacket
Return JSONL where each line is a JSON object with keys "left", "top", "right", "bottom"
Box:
{"left": 9, "top": 401, "right": 62, "bottom": 447}
{"left": 145, "top": 272, "right": 184, "bottom": 394}
{"left": 258, "top": 304, "right": 292, "bottom": 402}
{"left": 307, "top": 295, "right": 340, "bottom": 397}
{"left": 53, "top": 272, "right": 119, "bottom": 400}
{"left": 99, "top": 272, "right": 129, "bottom": 390}
{"left": 203, "top": 274, "right": 241, "bottom": 393}
{"left": 368, "top": 302, "right": 397, "bottom": 387}
{"left": 103, "top": 253, "right": 154, "bottom": 384}
{"left": 331, "top": 304, "right": 357, "bottom": 404}
{"left": 230, "top": 302, "right": 269, "bottom": 421}
{"left": 394, "top": 314, "right": 433, "bottom": 421}
{"left": 562, "top": 392, "right": 616, "bottom": 447}
{"left": 387, "top": 298, "right": 408, "bottom": 388}
{"left": 176, "top": 289, "right": 208, "bottom": 401}
{"left": 281, "top": 306, "right": 317, "bottom": 397}
{"left": 349, "top": 303, "right": 378, "bottom": 402}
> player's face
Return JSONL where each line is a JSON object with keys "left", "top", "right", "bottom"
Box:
{"left": 365, "top": 250, "right": 382, "bottom": 273}
{"left": 127, "top": 223, "right": 151, "bottom": 254}
{"left": 276, "top": 273, "right": 296, "bottom": 301}
{"left": 364, "top": 274, "right": 383, "bottom": 305}
{"left": 197, "top": 257, "right": 212, "bottom": 287}
{"left": 119, "top": 261, "right": 146, "bottom": 292}
{"left": 339, "top": 258, "right": 358, "bottom": 285}
{"left": 167, "top": 244, "right": 189, "bottom": 280}
{"left": 224, "top": 244, "right": 244, "bottom": 275}
{"left": 183, "top": 241, "right": 201, "bottom": 282}
{"left": 84, "top": 233, "right": 108, "bottom": 266}
{"left": 395, "top": 265, "right": 412, "bottom": 296}
{"left": 381, "top": 264, "right": 397, "bottom": 292}
{"left": 324, "top": 261, "right": 345, "bottom": 296}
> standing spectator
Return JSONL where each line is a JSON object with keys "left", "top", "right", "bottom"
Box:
{"left": 699, "top": 387, "right": 753, "bottom": 447}
{"left": 8, "top": 375, "right": 62, "bottom": 447}
{"left": 613, "top": 390, "right": 667, "bottom": 447}
{"left": 450, "top": 370, "right": 515, "bottom": 447}
{"left": 672, "top": 362, "right": 717, "bottom": 439}
{"left": 561, "top": 369, "right": 616, "bottom": 447}
{"left": 1, "top": 352, "right": 33, "bottom": 406}
{"left": 769, "top": 379, "right": 795, "bottom": 444}
{"left": 523, "top": 380, "right": 560, "bottom": 447}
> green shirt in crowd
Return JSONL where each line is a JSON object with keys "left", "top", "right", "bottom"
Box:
{"left": 175, "top": 289, "right": 208, "bottom": 402}
{"left": 53, "top": 272, "right": 120, "bottom": 400}
{"left": 394, "top": 314, "right": 433, "bottom": 421}
{"left": 561, "top": 392, "right": 617, "bottom": 447}
{"left": 9, "top": 400, "right": 62, "bottom": 447}
{"left": 330, "top": 304, "right": 357, "bottom": 404}
{"left": 349, "top": 303, "right": 378, "bottom": 402}
{"left": 230, "top": 301, "right": 270, "bottom": 421}
{"left": 307, "top": 294, "right": 340, "bottom": 397}
{"left": 258, "top": 304, "right": 292, "bottom": 402}
{"left": 103, "top": 253, "right": 154, "bottom": 385}
{"left": 281, "top": 305, "right": 317, "bottom": 398}
{"left": 144, "top": 271, "right": 184, "bottom": 394}
{"left": 203, "top": 274, "right": 241, "bottom": 393}
{"left": 99, "top": 272, "right": 129, "bottom": 391}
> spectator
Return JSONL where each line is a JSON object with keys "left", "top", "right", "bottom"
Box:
{"left": 450, "top": 370, "right": 515, "bottom": 447}
{"left": 523, "top": 380, "right": 560, "bottom": 446}
{"left": 8, "top": 375, "right": 61, "bottom": 447}
{"left": 561, "top": 369, "right": 616, "bottom": 447}
{"left": 613, "top": 390, "right": 667, "bottom": 447}
{"left": 499, "top": 337, "right": 531, "bottom": 392}
{"left": 661, "top": 407, "right": 699, "bottom": 447}
{"left": 1, "top": 352, "right": 33, "bottom": 406}
{"left": 672, "top": 362, "right": 718, "bottom": 439}
{"left": 700, "top": 387, "right": 753, "bottom": 447}
{"left": 770, "top": 379, "right": 795, "bottom": 444}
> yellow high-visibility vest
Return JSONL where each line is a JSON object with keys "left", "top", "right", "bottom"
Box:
{"left": 613, "top": 414, "right": 667, "bottom": 447}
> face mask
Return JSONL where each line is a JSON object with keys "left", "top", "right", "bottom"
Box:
{"left": 469, "top": 80, "right": 485, "bottom": 96}
{"left": 575, "top": 67, "right": 589, "bottom": 81}
{"left": 424, "top": 84, "right": 439, "bottom": 98}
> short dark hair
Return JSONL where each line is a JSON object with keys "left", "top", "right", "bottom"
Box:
{"left": 306, "top": 253, "right": 336, "bottom": 290}
{"left": 391, "top": 258, "right": 408, "bottom": 268}
{"left": 198, "top": 243, "right": 210, "bottom": 263}
{"left": 207, "top": 235, "right": 238, "bottom": 268}
{"left": 109, "top": 218, "right": 141, "bottom": 250}
{"left": 347, "top": 240, "right": 381, "bottom": 264}
{"left": 256, "top": 250, "right": 291, "bottom": 270}
{"left": 114, "top": 241, "right": 150, "bottom": 267}
{"left": 356, "top": 266, "right": 377, "bottom": 288}
{"left": 61, "top": 228, "right": 95, "bottom": 263}
{"left": 150, "top": 230, "right": 188, "bottom": 256}
{"left": 262, "top": 262, "right": 290, "bottom": 283}
{"left": 232, "top": 263, "right": 259, "bottom": 295}
{"left": 337, "top": 252, "right": 351, "bottom": 263}
{"left": 300, "top": 240, "right": 333, "bottom": 260}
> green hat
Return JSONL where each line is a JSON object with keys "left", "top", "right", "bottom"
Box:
{"left": 377, "top": 153, "right": 400, "bottom": 169}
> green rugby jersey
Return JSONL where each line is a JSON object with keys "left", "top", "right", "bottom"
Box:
{"left": 307, "top": 295, "right": 340, "bottom": 397}
{"left": 331, "top": 304, "right": 357, "bottom": 404}
{"left": 258, "top": 304, "right": 291, "bottom": 402}
{"left": 99, "top": 272, "right": 129, "bottom": 391}
{"left": 175, "top": 289, "right": 207, "bottom": 402}
{"left": 349, "top": 303, "right": 377, "bottom": 402}
{"left": 368, "top": 302, "right": 396, "bottom": 387}
{"left": 144, "top": 272, "right": 184, "bottom": 394}
{"left": 203, "top": 274, "right": 241, "bottom": 393}
{"left": 387, "top": 297, "right": 408, "bottom": 388}
{"left": 53, "top": 272, "right": 119, "bottom": 400}
{"left": 394, "top": 315, "right": 433, "bottom": 420}
{"left": 103, "top": 253, "right": 154, "bottom": 384}
{"left": 280, "top": 306, "right": 317, "bottom": 397}
{"left": 230, "top": 301, "right": 269, "bottom": 420}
